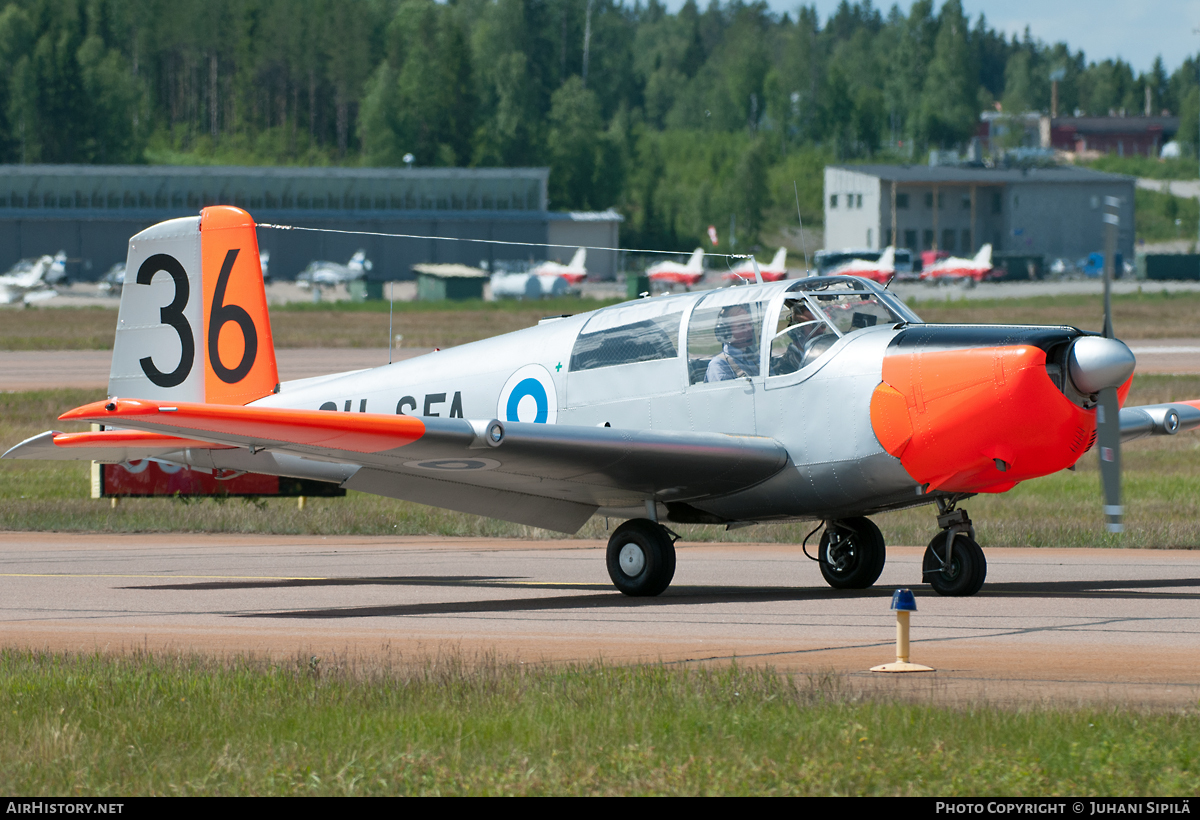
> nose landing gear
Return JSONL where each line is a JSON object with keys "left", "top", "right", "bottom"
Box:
{"left": 923, "top": 501, "right": 987, "bottom": 596}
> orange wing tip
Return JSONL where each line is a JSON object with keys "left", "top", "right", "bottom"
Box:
{"left": 52, "top": 430, "right": 235, "bottom": 450}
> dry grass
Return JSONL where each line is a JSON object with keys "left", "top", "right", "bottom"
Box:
{"left": 909, "top": 289, "right": 1200, "bottom": 339}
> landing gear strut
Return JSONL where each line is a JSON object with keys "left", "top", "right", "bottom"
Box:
{"left": 818, "top": 516, "right": 886, "bottom": 589}
{"left": 606, "top": 518, "right": 677, "bottom": 597}
{"left": 923, "top": 499, "right": 987, "bottom": 597}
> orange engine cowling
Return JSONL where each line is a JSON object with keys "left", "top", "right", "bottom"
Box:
{"left": 869, "top": 327, "right": 1128, "bottom": 494}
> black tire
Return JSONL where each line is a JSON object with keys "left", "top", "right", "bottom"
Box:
{"left": 818, "top": 517, "right": 886, "bottom": 589}
{"left": 923, "top": 531, "right": 987, "bottom": 596}
{"left": 606, "top": 519, "right": 677, "bottom": 597}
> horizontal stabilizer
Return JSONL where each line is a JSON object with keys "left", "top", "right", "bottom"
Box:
{"left": 53, "top": 397, "right": 791, "bottom": 529}
{"left": 3, "top": 429, "right": 234, "bottom": 463}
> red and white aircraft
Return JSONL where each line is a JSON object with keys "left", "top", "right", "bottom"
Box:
{"left": 921, "top": 244, "right": 995, "bottom": 284}
{"left": 825, "top": 246, "right": 896, "bottom": 285}
{"left": 647, "top": 248, "right": 705, "bottom": 288}
{"left": 6, "top": 206, "right": 1199, "bottom": 601}
{"left": 529, "top": 247, "right": 588, "bottom": 286}
{"left": 722, "top": 248, "right": 790, "bottom": 282}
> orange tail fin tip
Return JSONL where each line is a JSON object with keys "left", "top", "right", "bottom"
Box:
{"left": 199, "top": 207, "right": 279, "bottom": 405}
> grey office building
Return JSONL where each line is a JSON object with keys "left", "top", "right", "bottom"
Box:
{"left": 824, "top": 165, "right": 1134, "bottom": 262}
{"left": 0, "top": 165, "right": 622, "bottom": 281}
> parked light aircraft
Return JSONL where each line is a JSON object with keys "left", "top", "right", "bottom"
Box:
{"left": 921, "top": 244, "right": 995, "bottom": 284}
{"left": 0, "top": 251, "right": 67, "bottom": 305}
{"left": 647, "top": 247, "right": 705, "bottom": 288}
{"left": 7, "top": 207, "right": 1199, "bottom": 599}
{"left": 825, "top": 246, "right": 896, "bottom": 285}
{"left": 529, "top": 247, "right": 588, "bottom": 285}
{"left": 297, "top": 249, "right": 372, "bottom": 288}
{"left": 722, "top": 248, "right": 790, "bottom": 282}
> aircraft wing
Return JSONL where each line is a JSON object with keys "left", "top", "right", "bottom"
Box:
{"left": 46, "top": 398, "right": 791, "bottom": 532}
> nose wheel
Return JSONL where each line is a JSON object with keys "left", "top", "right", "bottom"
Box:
{"left": 818, "top": 516, "right": 886, "bottom": 589}
{"left": 923, "top": 505, "right": 987, "bottom": 596}
{"left": 606, "top": 519, "right": 677, "bottom": 597}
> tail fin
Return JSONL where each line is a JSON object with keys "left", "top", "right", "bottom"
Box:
{"left": 109, "top": 206, "right": 278, "bottom": 406}
{"left": 687, "top": 247, "right": 704, "bottom": 270}
{"left": 975, "top": 243, "right": 993, "bottom": 266}
{"left": 569, "top": 247, "right": 586, "bottom": 269}
{"left": 770, "top": 247, "right": 788, "bottom": 269}
{"left": 879, "top": 246, "right": 895, "bottom": 269}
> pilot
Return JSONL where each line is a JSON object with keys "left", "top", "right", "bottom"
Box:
{"left": 771, "top": 299, "right": 825, "bottom": 376}
{"left": 705, "top": 304, "right": 759, "bottom": 382}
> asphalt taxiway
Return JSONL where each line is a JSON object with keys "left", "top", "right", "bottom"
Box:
{"left": 2, "top": 532, "right": 1198, "bottom": 705}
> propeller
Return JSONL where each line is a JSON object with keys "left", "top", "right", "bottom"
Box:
{"left": 1072, "top": 196, "right": 1134, "bottom": 533}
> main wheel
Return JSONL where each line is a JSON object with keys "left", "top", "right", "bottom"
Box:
{"left": 923, "top": 531, "right": 987, "bottom": 596}
{"left": 818, "top": 517, "right": 886, "bottom": 589}
{"left": 606, "top": 519, "right": 677, "bottom": 597}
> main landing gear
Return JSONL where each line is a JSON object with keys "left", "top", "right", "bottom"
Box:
{"left": 923, "top": 500, "right": 987, "bottom": 597}
{"left": 606, "top": 518, "right": 678, "bottom": 597}
{"left": 816, "top": 517, "right": 887, "bottom": 589}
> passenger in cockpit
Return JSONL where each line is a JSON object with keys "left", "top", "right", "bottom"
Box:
{"left": 706, "top": 304, "right": 760, "bottom": 381}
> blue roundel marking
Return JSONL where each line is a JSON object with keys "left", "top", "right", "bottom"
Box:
{"left": 506, "top": 377, "right": 548, "bottom": 423}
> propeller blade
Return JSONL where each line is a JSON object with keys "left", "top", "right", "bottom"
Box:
{"left": 1098, "top": 195, "right": 1122, "bottom": 533}
{"left": 1097, "top": 385, "right": 1123, "bottom": 533}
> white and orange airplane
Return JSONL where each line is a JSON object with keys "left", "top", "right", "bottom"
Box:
{"left": 529, "top": 247, "right": 588, "bottom": 286}
{"left": 825, "top": 246, "right": 896, "bottom": 285}
{"left": 722, "top": 248, "right": 790, "bottom": 282}
{"left": 921, "top": 244, "right": 995, "bottom": 284}
{"left": 7, "top": 207, "right": 1199, "bottom": 600}
{"left": 647, "top": 247, "right": 705, "bottom": 288}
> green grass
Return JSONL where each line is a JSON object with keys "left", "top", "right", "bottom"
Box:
{"left": 1084, "top": 154, "right": 1200, "bottom": 181}
{"left": 5, "top": 379, "right": 1200, "bottom": 548}
{"left": 0, "top": 649, "right": 1196, "bottom": 795}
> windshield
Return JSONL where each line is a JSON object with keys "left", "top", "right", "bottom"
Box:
{"left": 768, "top": 278, "right": 912, "bottom": 376}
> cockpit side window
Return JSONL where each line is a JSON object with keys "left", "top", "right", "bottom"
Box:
{"left": 569, "top": 302, "right": 684, "bottom": 371}
{"left": 686, "top": 297, "right": 766, "bottom": 384}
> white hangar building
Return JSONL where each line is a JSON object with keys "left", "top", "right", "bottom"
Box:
{"left": 823, "top": 164, "right": 1135, "bottom": 262}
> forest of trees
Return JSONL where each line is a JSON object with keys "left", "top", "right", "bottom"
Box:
{"left": 0, "top": 0, "right": 1197, "bottom": 249}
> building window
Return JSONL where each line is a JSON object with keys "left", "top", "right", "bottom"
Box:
{"left": 961, "top": 195, "right": 971, "bottom": 210}
{"left": 830, "top": 194, "right": 838, "bottom": 208}
{"left": 961, "top": 230, "right": 971, "bottom": 252}
{"left": 992, "top": 191, "right": 1002, "bottom": 214}
{"left": 896, "top": 193, "right": 909, "bottom": 209}
{"left": 905, "top": 230, "right": 917, "bottom": 250}
{"left": 942, "top": 230, "right": 956, "bottom": 253}
{"left": 923, "top": 229, "right": 934, "bottom": 249}
{"left": 867, "top": 228, "right": 872, "bottom": 246}
{"left": 924, "top": 192, "right": 933, "bottom": 209}
{"left": 855, "top": 194, "right": 863, "bottom": 208}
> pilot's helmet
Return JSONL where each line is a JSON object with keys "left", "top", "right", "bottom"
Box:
{"left": 789, "top": 299, "right": 816, "bottom": 323}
